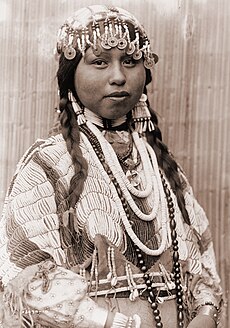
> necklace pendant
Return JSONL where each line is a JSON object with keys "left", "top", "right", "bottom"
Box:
{"left": 126, "top": 169, "right": 141, "bottom": 187}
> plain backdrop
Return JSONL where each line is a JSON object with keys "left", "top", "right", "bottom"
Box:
{"left": 0, "top": 0, "right": 229, "bottom": 325}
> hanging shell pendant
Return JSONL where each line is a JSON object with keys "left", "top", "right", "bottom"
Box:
{"left": 111, "top": 276, "right": 118, "bottom": 287}
{"left": 129, "top": 288, "right": 139, "bottom": 301}
{"left": 126, "top": 169, "right": 141, "bottom": 187}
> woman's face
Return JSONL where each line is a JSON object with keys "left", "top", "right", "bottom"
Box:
{"left": 74, "top": 46, "right": 146, "bottom": 120}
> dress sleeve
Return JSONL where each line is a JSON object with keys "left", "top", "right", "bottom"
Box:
{"left": 0, "top": 139, "right": 109, "bottom": 327}
{"left": 184, "top": 184, "right": 223, "bottom": 314}
{"left": 2, "top": 260, "right": 108, "bottom": 328}
{"left": 0, "top": 138, "right": 68, "bottom": 286}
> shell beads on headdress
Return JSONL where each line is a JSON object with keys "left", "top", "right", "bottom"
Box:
{"left": 56, "top": 5, "right": 158, "bottom": 68}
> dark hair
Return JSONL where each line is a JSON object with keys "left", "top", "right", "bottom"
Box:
{"left": 144, "top": 92, "right": 190, "bottom": 225}
{"left": 55, "top": 48, "right": 190, "bottom": 225}
{"left": 56, "top": 52, "right": 88, "bottom": 209}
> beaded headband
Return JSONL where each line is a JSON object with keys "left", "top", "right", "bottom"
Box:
{"left": 56, "top": 5, "right": 158, "bottom": 69}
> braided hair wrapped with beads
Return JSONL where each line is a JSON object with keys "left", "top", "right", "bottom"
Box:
{"left": 0, "top": 5, "right": 222, "bottom": 328}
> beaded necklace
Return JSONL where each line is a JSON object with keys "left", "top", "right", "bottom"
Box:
{"left": 87, "top": 121, "right": 162, "bottom": 218}
{"left": 80, "top": 123, "right": 168, "bottom": 255}
{"left": 79, "top": 122, "right": 185, "bottom": 327}
{"left": 79, "top": 123, "right": 185, "bottom": 327}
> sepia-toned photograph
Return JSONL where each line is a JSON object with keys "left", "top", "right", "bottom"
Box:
{"left": 0, "top": 0, "right": 229, "bottom": 327}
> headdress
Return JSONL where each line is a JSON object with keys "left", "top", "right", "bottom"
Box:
{"left": 56, "top": 5, "right": 158, "bottom": 69}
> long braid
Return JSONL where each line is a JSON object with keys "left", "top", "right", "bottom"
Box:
{"left": 143, "top": 86, "right": 190, "bottom": 225}
{"left": 59, "top": 98, "right": 88, "bottom": 208}
{"left": 57, "top": 53, "right": 88, "bottom": 210}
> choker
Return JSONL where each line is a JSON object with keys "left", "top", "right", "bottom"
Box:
{"left": 84, "top": 108, "right": 128, "bottom": 131}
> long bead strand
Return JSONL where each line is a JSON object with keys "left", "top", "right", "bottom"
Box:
{"left": 160, "top": 171, "right": 184, "bottom": 328}
{"left": 86, "top": 122, "right": 163, "bottom": 221}
{"left": 79, "top": 126, "right": 169, "bottom": 256}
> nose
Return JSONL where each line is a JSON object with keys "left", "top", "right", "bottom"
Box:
{"left": 108, "top": 63, "right": 126, "bottom": 86}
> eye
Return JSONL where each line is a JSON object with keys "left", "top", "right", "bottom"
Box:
{"left": 92, "top": 59, "right": 108, "bottom": 68}
{"left": 123, "top": 57, "right": 136, "bottom": 67}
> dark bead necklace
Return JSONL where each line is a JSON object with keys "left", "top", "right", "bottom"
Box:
{"left": 79, "top": 124, "right": 184, "bottom": 327}
{"left": 159, "top": 171, "right": 184, "bottom": 327}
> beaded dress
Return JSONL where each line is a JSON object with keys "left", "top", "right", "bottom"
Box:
{"left": 0, "top": 119, "right": 222, "bottom": 327}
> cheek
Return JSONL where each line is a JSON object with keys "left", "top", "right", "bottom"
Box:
{"left": 74, "top": 64, "right": 99, "bottom": 106}
{"left": 74, "top": 72, "right": 91, "bottom": 100}
{"left": 132, "top": 67, "right": 146, "bottom": 97}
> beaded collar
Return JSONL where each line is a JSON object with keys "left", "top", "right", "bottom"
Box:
{"left": 84, "top": 108, "right": 128, "bottom": 131}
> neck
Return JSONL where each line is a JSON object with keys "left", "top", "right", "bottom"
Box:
{"left": 84, "top": 108, "right": 128, "bottom": 130}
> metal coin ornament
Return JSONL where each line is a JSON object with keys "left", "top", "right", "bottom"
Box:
{"left": 64, "top": 46, "right": 76, "bottom": 60}
{"left": 117, "top": 38, "right": 128, "bottom": 50}
{"left": 101, "top": 39, "right": 112, "bottom": 50}
{"left": 108, "top": 36, "right": 119, "bottom": 47}
{"left": 93, "top": 43, "right": 102, "bottom": 56}
{"left": 133, "top": 50, "right": 142, "bottom": 60}
{"left": 126, "top": 42, "right": 135, "bottom": 55}
{"left": 144, "top": 58, "right": 155, "bottom": 69}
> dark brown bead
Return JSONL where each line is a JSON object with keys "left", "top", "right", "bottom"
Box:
{"left": 165, "top": 189, "right": 171, "bottom": 197}
{"left": 145, "top": 279, "right": 152, "bottom": 286}
{"left": 172, "top": 239, "right": 178, "bottom": 246}
{"left": 143, "top": 273, "right": 149, "bottom": 280}
{"left": 174, "top": 262, "right": 180, "bottom": 268}
{"left": 171, "top": 229, "right": 177, "bottom": 240}
{"left": 178, "top": 310, "right": 184, "bottom": 321}
{"left": 173, "top": 251, "right": 179, "bottom": 262}
{"left": 170, "top": 219, "right": 176, "bottom": 229}
{"left": 154, "top": 316, "right": 161, "bottom": 323}
{"left": 177, "top": 291, "right": 183, "bottom": 298}
{"left": 168, "top": 201, "right": 174, "bottom": 208}
{"left": 174, "top": 267, "right": 180, "bottom": 273}
{"left": 156, "top": 323, "right": 163, "bottom": 328}
{"left": 153, "top": 309, "right": 160, "bottom": 316}
{"left": 151, "top": 302, "right": 158, "bottom": 310}
{"left": 175, "top": 273, "right": 181, "bottom": 279}
{"left": 178, "top": 305, "right": 183, "bottom": 311}
{"left": 173, "top": 245, "right": 179, "bottom": 252}
{"left": 141, "top": 266, "right": 147, "bottom": 272}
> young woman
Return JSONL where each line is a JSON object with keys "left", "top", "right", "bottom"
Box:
{"left": 0, "top": 5, "right": 222, "bottom": 328}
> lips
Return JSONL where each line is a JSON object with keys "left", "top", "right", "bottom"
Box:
{"left": 105, "top": 91, "right": 129, "bottom": 98}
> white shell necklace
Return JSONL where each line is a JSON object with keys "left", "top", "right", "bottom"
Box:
{"left": 80, "top": 130, "right": 169, "bottom": 256}
{"left": 86, "top": 121, "right": 167, "bottom": 223}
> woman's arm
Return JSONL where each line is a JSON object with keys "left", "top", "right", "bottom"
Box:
{"left": 0, "top": 138, "right": 140, "bottom": 327}
{"left": 184, "top": 184, "right": 223, "bottom": 327}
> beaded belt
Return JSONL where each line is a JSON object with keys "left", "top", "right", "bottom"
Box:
{"left": 88, "top": 271, "right": 176, "bottom": 302}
